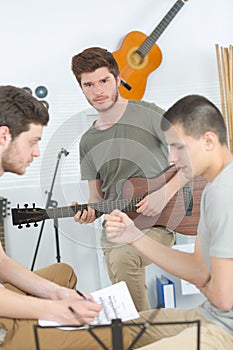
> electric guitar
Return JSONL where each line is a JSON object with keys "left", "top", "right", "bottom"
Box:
{"left": 11, "top": 165, "right": 207, "bottom": 235}
{"left": 113, "top": 0, "right": 188, "bottom": 100}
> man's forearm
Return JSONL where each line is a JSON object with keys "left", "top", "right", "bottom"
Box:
{"left": 131, "top": 234, "right": 208, "bottom": 286}
{"left": 0, "top": 256, "right": 61, "bottom": 299}
{"left": 0, "top": 287, "right": 56, "bottom": 319}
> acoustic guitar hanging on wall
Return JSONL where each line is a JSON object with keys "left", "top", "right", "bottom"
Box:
{"left": 113, "top": 0, "right": 188, "bottom": 100}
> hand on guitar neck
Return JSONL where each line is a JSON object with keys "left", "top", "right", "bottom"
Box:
{"left": 72, "top": 200, "right": 96, "bottom": 224}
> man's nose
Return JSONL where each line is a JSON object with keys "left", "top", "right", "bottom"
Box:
{"left": 168, "top": 150, "right": 177, "bottom": 164}
{"left": 32, "top": 144, "right": 40, "bottom": 158}
{"left": 93, "top": 82, "right": 103, "bottom": 94}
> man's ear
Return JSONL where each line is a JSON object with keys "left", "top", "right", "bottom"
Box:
{"left": 203, "top": 131, "right": 216, "bottom": 150}
{"left": 0, "top": 126, "right": 11, "bottom": 146}
{"left": 116, "top": 75, "right": 121, "bottom": 88}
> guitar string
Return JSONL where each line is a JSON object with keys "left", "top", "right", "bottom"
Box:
{"left": 45, "top": 197, "right": 142, "bottom": 218}
{"left": 17, "top": 185, "right": 195, "bottom": 222}
{"left": 45, "top": 187, "right": 193, "bottom": 218}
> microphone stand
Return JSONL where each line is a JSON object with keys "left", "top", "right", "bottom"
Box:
{"left": 31, "top": 147, "right": 69, "bottom": 271}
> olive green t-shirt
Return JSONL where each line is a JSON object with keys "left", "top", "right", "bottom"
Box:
{"left": 79, "top": 100, "right": 169, "bottom": 200}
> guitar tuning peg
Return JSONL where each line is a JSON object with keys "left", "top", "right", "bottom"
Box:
{"left": 33, "top": 203, "right": 35, "bottom": 208}
{"left": 26, "top": 223, "right": 30, "bottom": 228}
{"left": 34, "top": 222, "right": 38, "bottom": 227}
{"left": 24, "top": 204, "right": 28, "bottom": 208}
{"left": 18, "top": 224, "right": 23, "bottom": 229}
{"left": 17, "top": 204, "right": 19, "bottom": 208}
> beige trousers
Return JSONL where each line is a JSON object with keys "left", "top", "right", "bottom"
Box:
{"left": 128, "top": 308, "right": 233, "bottom": 350}
{"left": 102, "top": 227, "right": 175, "bottom": 312}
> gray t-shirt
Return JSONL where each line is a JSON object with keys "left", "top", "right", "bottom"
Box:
{"left": 198, "top": 161, "right": 233, "bottom": 336}
{"left": 79, "top": 100, "right": 169, "bottom": 201}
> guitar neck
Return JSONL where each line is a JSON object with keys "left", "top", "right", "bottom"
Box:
{"left": 0, "top": 197, "right": 8, "bottom": 251}
{"left": 0, "top": 222, "right": 5, "bottom": 251}
{"left": 138, "top": 0, "right": 186, "bottom": 57}
{"left": 46, "top": 197, "right": 142, "bottom": 220}
{"left": 11, "top": 196, "right": 144, "bottom": 226}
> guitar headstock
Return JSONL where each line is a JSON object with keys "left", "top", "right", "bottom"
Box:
{"left": 11, "top": 204, "right": 48, "bottom": 228}
{"left": 0, "top": 197, "right": 10, "bottom": 221}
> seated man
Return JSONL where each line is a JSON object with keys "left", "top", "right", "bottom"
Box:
{"left": 105, "top": 95, "right": 233, "bottom": 350}
{"left": 0, "top": 85, "right": 130, "bottom": 350}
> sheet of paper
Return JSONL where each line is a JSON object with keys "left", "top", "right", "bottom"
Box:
{"left": 172, "top": 243, "right": 200, "bottom": 295}
{"left": 91, "top": 281, "right": 139, "bottom": 324}
{"left": 39, "top": 281, "right": 139, "bottom": 329}
{"left": 38, "top": 319, "right": 81, "bottom": 330}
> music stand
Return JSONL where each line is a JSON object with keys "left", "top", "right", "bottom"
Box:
{"left": 31, "top": 147, "right": 69, "bottom": 271}
{"left": 33, "top": 317, "right": 201, "bottom": 350}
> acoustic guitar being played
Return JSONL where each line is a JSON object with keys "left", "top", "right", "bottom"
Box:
{"left": 11, "top": 165, "right": 207, "bottom": 236}
{"left": 113, "top": 0, "right": 188, "bottom": 100}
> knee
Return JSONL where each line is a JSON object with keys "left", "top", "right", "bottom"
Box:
{"left": 35, "top": 263, "right": 77, "bottom": 289}
{"left": 58, "top": 263, "right": 78, "bottom": 288}
{"left": 52, "top": 262, "right": 78, "bottom": 288}
{"left": 49, "top": 262, "right": 74, "bottom": 275}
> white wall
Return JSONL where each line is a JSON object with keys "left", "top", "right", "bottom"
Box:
{"left": 0, "top": 0, "right": 232, "bottom": 301}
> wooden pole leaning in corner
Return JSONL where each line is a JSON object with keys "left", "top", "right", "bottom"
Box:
{"left": 215, "top": 43, "right": 233, "bottom": 153}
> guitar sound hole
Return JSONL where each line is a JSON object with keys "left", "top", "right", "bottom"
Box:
{"left": 131, "top": 51, "right": 144, "bottom": 65}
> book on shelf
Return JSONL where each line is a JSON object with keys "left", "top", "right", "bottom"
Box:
{"left": 156, "top": 275, "right": 176, "bottom": 308}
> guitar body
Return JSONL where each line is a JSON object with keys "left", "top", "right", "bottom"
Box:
{"left": 123, "top": 167, "right": 207, "bottom": 235}
{"left": 113, "top": 31, "right": 162, "bottom": 100}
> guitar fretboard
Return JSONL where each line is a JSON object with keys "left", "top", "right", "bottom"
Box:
{"left": 0, "top": 197, "right": 7, "bottom": 251}
{"left": 0, "top": 222, "right": 5, "bottom": 251}
{"left": 138, "top": 0, "right": 185, "bottom": 57}
{"left": 45, "top": 197, "right": 142, "bottom": 219}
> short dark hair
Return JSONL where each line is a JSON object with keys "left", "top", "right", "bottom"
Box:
{"left": 161, "top": 95, "right": 227, "bottom": 145}
{"left": 0, "top": 85, "right": 49, "bottom": 139}
{"left": 71, "top": 47, "right": 120, "bottom": 85}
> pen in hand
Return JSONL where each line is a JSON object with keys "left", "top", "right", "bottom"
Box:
{"left": 76, "top": 289, "right": 90, "bottom": 302}
{"left": 69, "top": 291, "right": 100, "bottom": 325}
{"left": 68, "top": 306, "right": 87, "bottom": 326}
